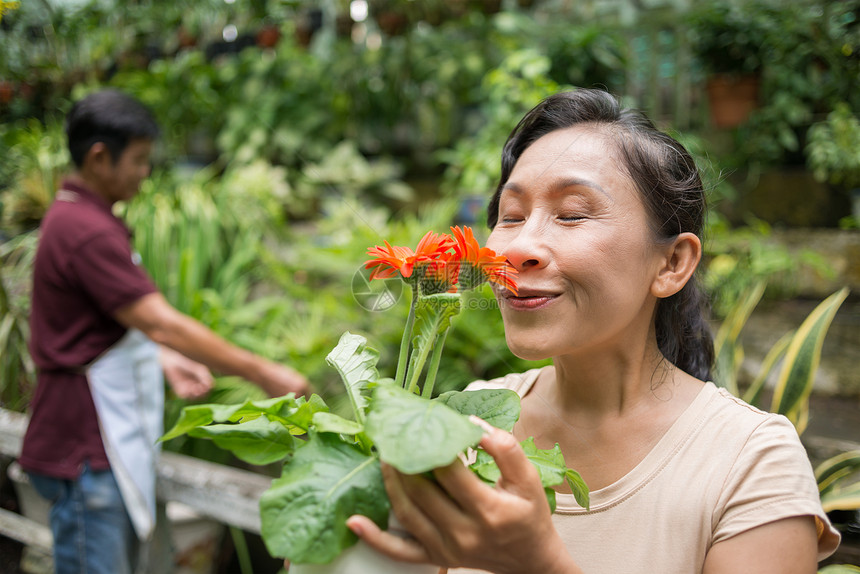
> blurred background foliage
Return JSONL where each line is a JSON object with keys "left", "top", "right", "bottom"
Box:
{"left": 0, "top": 0, "right": 858, "bottom": 439}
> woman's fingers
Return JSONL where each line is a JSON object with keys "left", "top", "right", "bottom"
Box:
{"left": 475, "top": 418, "right": 543, "bottom": 496}
{"left": 345, "top": 515, "right": 431, "bottom": 563}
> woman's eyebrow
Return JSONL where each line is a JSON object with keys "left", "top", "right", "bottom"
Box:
{"left": 501, "top": 178, "right": 609, "bottom": 199}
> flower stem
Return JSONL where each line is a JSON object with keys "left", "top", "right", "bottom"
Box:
{"left": 406, "top": 337, "right": 435, "bottom": 395}
{"left": 395, "top": 289, "right": 418, "bottom": 388}
{"left": 421, "top": 327, "right": 449, "bottom": 399}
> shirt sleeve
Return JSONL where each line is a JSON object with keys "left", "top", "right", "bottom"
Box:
{"left": 712, "top": 414, "right": 841, "bottom": 559}
{"left": 69, "top": 230, "right": 158, "bottom": 316}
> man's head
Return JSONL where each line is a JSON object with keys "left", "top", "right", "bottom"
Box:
{"left": 66, "top": 90, "right": 159, "bottom": 204}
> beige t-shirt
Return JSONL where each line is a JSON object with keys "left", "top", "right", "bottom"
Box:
{"left": 451, "top": 368, "right": 841, "bottom": 574}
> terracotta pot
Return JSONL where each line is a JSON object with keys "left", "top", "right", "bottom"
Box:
{"left": 0, "top": 80, "right": 13, "bottom": 104}
{"left": 256, "top": 25, "right": 281, "bottom": 48}
{"left": 705, "top": 73, "right": 760, "bottom": 129}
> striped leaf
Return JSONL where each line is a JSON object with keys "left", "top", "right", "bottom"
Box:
{"left": 820, "top": 480, "right": 860, "bottom": 514}
{"left": 815, "top": 450, "right": 860, "bottom": 495}
{"left": 713, "top": 280, "right": 766, "bottom": 395}
{"left": 770, "top": 287, "right": 849, "bottom": 434}
{"left": 742, "top": 330, "right": 793, "bottom": 408}
{"left": 819, "top": 566, "right": 860, "bottom": 574}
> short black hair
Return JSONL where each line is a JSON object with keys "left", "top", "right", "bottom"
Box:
{"left": 65, "top": 89, "right": 160, "bottom": 168}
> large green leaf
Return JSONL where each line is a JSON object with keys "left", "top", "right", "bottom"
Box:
{"left": 435, "top": 388, "right": 521, "bottom": 432}
{"left": 187, "top": 415, "right": 296, "bottom": 465}
{"left": 771, "top": 287, "right": 849, "bottom": 433}
{"left": 311, "top": 412, "right": 364, "bottom": 436}
{"left": 365, "top": 383, "right": 484, "bottom": 474}
{"left": 160, "top": 393, "right": 317, "bottom": 442}
{"left": 260, "top": 433, "right": 389, "bottom": 564}
{"left": 325, "top": 332, "right": 381, "bottom": 424}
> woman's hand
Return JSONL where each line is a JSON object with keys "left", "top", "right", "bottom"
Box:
{"left": 347, "top": 420, "right": 582, "bottom": 574}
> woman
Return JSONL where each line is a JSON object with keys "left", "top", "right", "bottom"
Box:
{"left": 346, "top": 89, "right": 840, "bottom": 573}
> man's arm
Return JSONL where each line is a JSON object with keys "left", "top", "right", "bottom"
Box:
{"left": 114, "top": 292, "right": 309, "bottom": 398}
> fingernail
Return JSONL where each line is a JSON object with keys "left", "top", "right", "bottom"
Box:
{"left": 346, "top": 518, "right": 363, "bottom": 536}
{"left": 469, "top": 415, "right": 494, "bottom": 433}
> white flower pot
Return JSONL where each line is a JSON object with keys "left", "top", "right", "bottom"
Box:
{"left": 289, "top": 540, "right": 438, "bottom": 574}
{"left": 289, "top": 516, "right": 437, "bottom": 574}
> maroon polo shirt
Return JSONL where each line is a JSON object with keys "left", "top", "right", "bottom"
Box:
{"left": 19, "top": 179, "right": 157, "bottom": 479}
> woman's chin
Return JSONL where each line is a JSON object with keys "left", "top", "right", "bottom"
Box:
{"left": 505, "top": 337, "right": 554, "bottom": 362}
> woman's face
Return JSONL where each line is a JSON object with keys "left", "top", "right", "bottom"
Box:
{"left": 487, "top": 125, "right": 666, "bottom": 361}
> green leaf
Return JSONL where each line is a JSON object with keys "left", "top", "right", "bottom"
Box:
{"left": 816, "top": 450, "right": 860, "bottom": 495}
{"left": 260, "top": 433, "right": 389, "bottom": 564}
{"left": 160, "top": 394, "right": 308, "bottom": 442}
{"left": 365, "top": 384, "right": 483, "bottom": 474}
{"left": 311, "top": 412, "right": 364, "bottom": 436}
{"left": 565, "top": 469, "right": 590, "bottom": 511}
{"left": 713, "top": 280, "right": 766, "bottom": 394}
{"left": 435, "top": 389, "right": 521, "bottom": 432}
{"left": 819, "top": 565, "right": 860, "bottom": 573}
{"left": 771, "top": 287, "right": 849, "bottom": 433}
{"left": 325, "top": 332, "right": 381, "bottom": 424}
{"left": 820, "top": 480, "right": 860, "bottom": 513}
{"left": 187, "top": 415, "right": 296, "bottom": 466}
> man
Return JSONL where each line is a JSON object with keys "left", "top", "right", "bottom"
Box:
{"left": 19, "top": 89, "right": 309, "bottom": 574}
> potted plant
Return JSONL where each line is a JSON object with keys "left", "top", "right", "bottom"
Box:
{"left": 162, "top": 226, "right": 589, "bottom": 572}
{"left": 805, "top": 102, "right": 860, "bottom": 222}
{"left": 687, "top": 1, "right": 770, "bottom": 128}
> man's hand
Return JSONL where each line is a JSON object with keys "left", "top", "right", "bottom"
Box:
{"left": 160, "top": 346, "right": 214, "bottom": 400}
{"left": 255, "top": 360, "right": 310, "bottom": 398}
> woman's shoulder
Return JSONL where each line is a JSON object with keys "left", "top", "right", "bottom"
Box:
{"left": 703, "top": 383, "right": 799, "bottom": 437}
{"left": 464, "top": 366, "right": 549, "bottom": 397}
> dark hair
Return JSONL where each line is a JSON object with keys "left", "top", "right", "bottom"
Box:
{"left": 65, "top": 89, "right": 159, "bottom": 168}
{"left": 487, "top": 89, "right": 714, "bottom": 381}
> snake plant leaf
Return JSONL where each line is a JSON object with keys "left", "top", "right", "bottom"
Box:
{"left": 771, "top": 287, "right": 849, "bottom": 433}
{"left": 819, "top": 565, "right": 860, "bottom": 573}
{"left": 260, "top": 432, "right": 389, "bottom": 564}
{"left": 435, "top": 388, "right": 522, "bottom": 432}
{"left": 820, "top": 480, "right": 860, "bottom": 514}
{"left": 187, "top": 415, "right": 296, "bottom": 465}
{"left": 161, "top": 394, "right": 308, "bottom": 442}
{"left": 742, "top": 330, "right": 794, "bottom": 407}
{"left": 713, "top": 280, "right": 766, "bottom": 395}
{"left": 325, "top": 332, "right": 380, "bottom": 424}
{"left": 365, "top": 383, "right": 483, "bottom": 474}
{"left": 815, "top": 450, "right": 860, "bottom": 495}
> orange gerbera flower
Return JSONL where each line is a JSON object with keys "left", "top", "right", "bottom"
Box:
{"left": 450, "top": 225, "right": 518, "bottom": 294}
{"left": 365, "top": 231, "right": 456, "bottom": 281}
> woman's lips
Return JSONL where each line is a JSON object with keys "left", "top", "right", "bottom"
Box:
{"left": 502, "top": 291, "right": 559, "bottom": 310}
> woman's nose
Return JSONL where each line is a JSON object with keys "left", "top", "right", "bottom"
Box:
{"left": 498, "top": 221, "right": 550, "bottom": 271}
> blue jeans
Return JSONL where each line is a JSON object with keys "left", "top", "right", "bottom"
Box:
{"left": 27, "top": 464, "right": 139, "bottom": 574}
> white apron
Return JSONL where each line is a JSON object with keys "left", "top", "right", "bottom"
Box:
{"left": 87, "top": 328, "right": 163, "bottom": 541}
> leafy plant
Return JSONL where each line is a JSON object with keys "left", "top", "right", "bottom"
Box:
{"left": 161, "top": 227, "right": 589, "bottom": 565}
{"left": 806, "top": 103, "right": 860, "bottom": 191}
{"left": 0, "top": 231, "right": 37, "bottom": 411}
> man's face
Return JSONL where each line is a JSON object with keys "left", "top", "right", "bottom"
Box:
{"left": 104, "top": 138, "right": 153, "bottom": 203}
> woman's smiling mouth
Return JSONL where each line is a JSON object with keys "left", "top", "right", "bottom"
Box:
{"left": 502, "top": 289, "right": 560, "bottom": 310}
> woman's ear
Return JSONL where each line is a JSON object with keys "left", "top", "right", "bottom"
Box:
{"left": 651, "top": 232, "right": 701, "bottom": 298}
